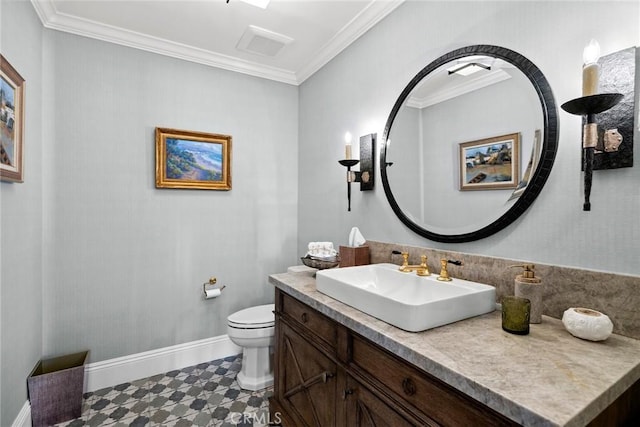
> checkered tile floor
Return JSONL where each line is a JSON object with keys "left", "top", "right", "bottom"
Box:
{"left": 55, "top": 354, "right": 273, "bottom": 426}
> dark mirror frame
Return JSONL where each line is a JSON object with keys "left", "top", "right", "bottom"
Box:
{"left": 381, "top": 45, "right": 559, "bottom": 243}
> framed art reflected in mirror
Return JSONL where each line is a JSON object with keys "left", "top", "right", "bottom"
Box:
{"left": 459, "top": 132, "right": 520, "bottom": 191}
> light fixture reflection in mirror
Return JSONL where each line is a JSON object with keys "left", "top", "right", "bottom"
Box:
{"left": 381, "top": 45, "right": 559, "bottom": 243}
{"left": 447, "top": 62, "right": 491, "bottom": 76}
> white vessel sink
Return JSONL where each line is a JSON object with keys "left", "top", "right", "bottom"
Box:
{"left": 315, "top": 263, "right": 496, "bottom": 332}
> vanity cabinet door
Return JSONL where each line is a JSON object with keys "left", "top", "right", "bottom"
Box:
{"left": 344, "top": 375, "right": 432, "bottom": 427}
{"left": 276, "top": 321, "right": 337, "bottom": 427}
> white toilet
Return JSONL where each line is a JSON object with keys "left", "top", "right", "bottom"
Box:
{"left": 227, "top": 304, "right": 275, "bottom": 391}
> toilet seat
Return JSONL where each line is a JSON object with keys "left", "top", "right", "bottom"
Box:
{"left": 228, "top": 304, "right": 275, "bottom": 329}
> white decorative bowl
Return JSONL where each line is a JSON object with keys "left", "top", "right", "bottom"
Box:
{"left": 562, "top": 307, "right": 613, "bottom": 341}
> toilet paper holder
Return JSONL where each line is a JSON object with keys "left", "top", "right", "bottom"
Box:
{"left": 203, "top": 277, "right": 226, "bottom": 295}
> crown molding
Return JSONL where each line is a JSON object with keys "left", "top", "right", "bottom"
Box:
{"left": 30, "top": 0, "right": 404, "bottom": 86}
{"left": 406, "top": 69, "right": 512, "bottom": 109}
{"left": 30, "top": 0, "right": 297, "bottom": 85}
{"left": 295, "top": 0, "right": 405, "bottom": 84}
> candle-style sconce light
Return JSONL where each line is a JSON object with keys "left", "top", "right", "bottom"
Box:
{"left": 561, "top": 41, "right": 636, "bottom": 211}
{"left": 338, "top": 132, "right": 376, "bottom": 211}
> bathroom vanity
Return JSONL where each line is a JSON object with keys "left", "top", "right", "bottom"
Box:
{"left": 269, "top": 271, "right": 640, "bottom": 426}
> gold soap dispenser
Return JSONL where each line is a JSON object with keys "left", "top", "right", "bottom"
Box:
{"left": 511, "top": 264, "right": 542, "bottom": 324}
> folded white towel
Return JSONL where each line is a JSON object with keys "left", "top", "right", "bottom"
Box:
{"left": 306, "top": 241, "right": 337, "bottom": 259}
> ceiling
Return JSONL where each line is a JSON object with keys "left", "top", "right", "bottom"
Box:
{"left": 30, "top": 0, "right": 405, "bottom": 85}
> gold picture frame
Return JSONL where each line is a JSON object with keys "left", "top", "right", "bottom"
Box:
{"left": 1, "top": 54, "right": 25, "bottom": 182}
{"left": 459, "top": 133, "right": 520, "bottom": 191}
{"left": 155, "top": 127, "right": 232, "bottom": 190}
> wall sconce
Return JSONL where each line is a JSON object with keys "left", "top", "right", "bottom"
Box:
{"left": 561, "top": 41, "right": 636, "bottom": 211}
{"left": 338, "top": 132, "right": 376, "bottom": 211}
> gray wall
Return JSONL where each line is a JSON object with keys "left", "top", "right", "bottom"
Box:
{"left": 41, "top": 32, "right": 299, "bottom": 361}
{"left": 298, "top": 1, "right": 640, "bottom": 276}
{"left": 1, "top": 3, "right": 298, "bottom": 422}
{"left": 1, "top": 0, "right": 44, "bottom": 425}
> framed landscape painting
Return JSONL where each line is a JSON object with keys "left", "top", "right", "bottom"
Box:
{"left": 155, "top": 128, "right": 232, "bottom": 190}
{"left": 459, "top": 133, "right": 520, "bottom": 191}
{"left": 1, "top": 54, "right": 25, "bottom": 182}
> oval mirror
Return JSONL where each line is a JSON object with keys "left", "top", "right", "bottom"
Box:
{"left": 381, "top": 45, "right": 558, "bottom": 243}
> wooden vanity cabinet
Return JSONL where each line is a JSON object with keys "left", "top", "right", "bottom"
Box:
{"left": 270, "top": 289, "right": 518, "bottom": 427}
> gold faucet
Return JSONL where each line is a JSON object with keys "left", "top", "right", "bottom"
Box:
{"left": 437, "top": 258, "right": 463, "bottom": 281}
{"left": 399, "top": 252, "right": 430, "bottom": 276}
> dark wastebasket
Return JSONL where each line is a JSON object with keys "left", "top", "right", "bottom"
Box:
{"left": 27, "top": 351, "right": 89, "bottom": 427}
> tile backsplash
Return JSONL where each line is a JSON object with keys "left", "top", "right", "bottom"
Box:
{"left": 367, "top": 240, "right": 640, "bottom": 340}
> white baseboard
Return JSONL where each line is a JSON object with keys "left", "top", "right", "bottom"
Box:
{"left": 13, "top": 334, "right": 241, "bottom": 427}
{"left": 11, "top": 401, "right": 31, "bottom": 427}
{"left": 85, "top": 334, "right": 241, "bottom": 392}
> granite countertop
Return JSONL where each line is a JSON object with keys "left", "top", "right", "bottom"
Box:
{"left": 269, "top": 271, "right": 640, "bottom": 427}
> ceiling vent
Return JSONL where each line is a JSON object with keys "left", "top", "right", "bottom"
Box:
{"left": 236, "top": 25, "right": 293, "bottom": 57}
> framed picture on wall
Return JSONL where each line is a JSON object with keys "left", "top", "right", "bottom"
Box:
{"left": 155, "top": 127, "right": 232, "bottom": 190}
{"left": 459, "top": 133, "right": 520, "bottom": 191}
{"left": 1, "top": 54, "right": 25, "bottom": 182}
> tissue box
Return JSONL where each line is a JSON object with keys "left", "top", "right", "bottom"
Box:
{"left": 339, "top": 246, "right": 370, "bottom": 267}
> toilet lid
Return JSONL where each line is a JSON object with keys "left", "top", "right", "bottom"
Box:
{"left": 228, "top": 304, "right": 275, "bottom": 329}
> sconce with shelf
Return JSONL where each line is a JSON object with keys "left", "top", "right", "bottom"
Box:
{"left": 338, "top": 133, "right": 376, "bottom": 211}
{"left": 560, "top": 41, "right": 636, "bottom": 211}
{"left": 562, "top": 93, "right": 623, "bottom": 211}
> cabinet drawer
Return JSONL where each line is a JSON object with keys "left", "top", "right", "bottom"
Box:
{"left": 280, "top": 293, "right": 337, "bottom": 350}
{"left": 350, "top": 334, "right": 516, "bottom": 426}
